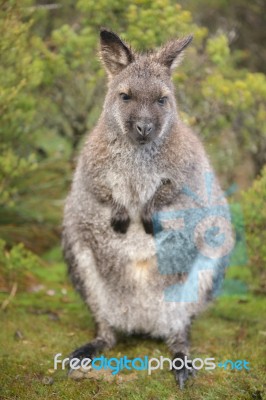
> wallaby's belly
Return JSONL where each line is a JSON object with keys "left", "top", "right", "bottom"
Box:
{"left": 72, "top": 210, "right": 209, "bottom": 339}
{"left": 101, "top": 254, "right": 194, "bottom": 338}
{"left": 65, "top": 175, "right": 222, "bottom": 338}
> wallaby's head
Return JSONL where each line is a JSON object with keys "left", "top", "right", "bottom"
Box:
{"left": 100, "top": 29, "right": 192, "bottom": 146}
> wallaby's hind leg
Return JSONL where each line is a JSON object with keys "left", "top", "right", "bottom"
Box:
{"left": 167, "top": 325, "right": 196, "bottom": 389}
{"left": 68, "top": 323, "right": 116, "bottom": 367}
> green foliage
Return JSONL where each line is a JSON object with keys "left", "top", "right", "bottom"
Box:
{"left": 0, "top": 239, "right": 37, "bottom": 273}
{"left": 0, "top": 3, "right": 66, "bottom": 207}
{"left": 179, "top": 0, "right": 266, "bottom": 74}
{"left": 0, "top": 5, "right": 37, "bottom": 206}
{"left": 0, "top": 238, "right": 42, "bottom": 289}
{"left": 241, "top": 167, "right": 266, "bottom": 293}
{"left": 0, "top": 150, "right": 36, "bottom": 206}
{"left": 0, "top": 2, "right": 71, "bottom": 249}
{"left": 174, "top": 32, "right": 266, "bottom": 178}
{"left": 206, "top": 34, "right": 230, "bottom": 67}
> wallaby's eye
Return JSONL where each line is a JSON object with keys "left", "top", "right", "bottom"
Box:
{"left": 120, "top": 93, "right": 131, "bottom": 101}
{"left": 158, "top": 96, "right": 167, "bottom": 106}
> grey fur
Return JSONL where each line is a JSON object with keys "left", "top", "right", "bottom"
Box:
{"left": 62, "top": 29, "right": 233, "bottom": 388}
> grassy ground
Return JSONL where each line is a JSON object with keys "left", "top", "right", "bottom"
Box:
{"left": 0, "top": 247, "right": 265, "bottom": 400}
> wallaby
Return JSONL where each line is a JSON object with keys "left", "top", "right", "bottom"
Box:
{"left": 62, "top": 28, "right": 234, "bottom": 389}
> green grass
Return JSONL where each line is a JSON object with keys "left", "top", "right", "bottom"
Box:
{"left": 0, "top": 249, "right": 265, "bottom": 400}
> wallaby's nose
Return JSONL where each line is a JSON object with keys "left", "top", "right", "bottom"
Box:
{"left": 136, "top": 122, "right": 153, "bottom": 137}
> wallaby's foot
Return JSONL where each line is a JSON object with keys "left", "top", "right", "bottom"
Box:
{"left": 69, "top": 330, "right": 115, "bottom": 366}
{"left": 68, "top": 339, "right": 108, "bottom": 379}
{"left": 67, "top": 342, "right": 98, "bottom": 379}
{"left": 172, "top": 352, "right": 196, "bottom": 389}
{"left": 67, "top": 343, "right": 94, "bottom": 379}
{"left": 69, "top": 337, "right": 109, "bottom": 364}
{"left": 111, "top": 205, "right": 130, "bottom": 234}
{"left": 69, "top": 342, "right": 98, "bottom": 363}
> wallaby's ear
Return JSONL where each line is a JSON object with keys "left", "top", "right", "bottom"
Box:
{"left": 156, "top": 35, "right": 193, "bottom": 72}
{"left": 100, "top": 28, "right": 134, "bottom": 77}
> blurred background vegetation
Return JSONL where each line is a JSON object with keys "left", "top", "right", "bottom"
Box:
{"left": 0, "top": 1, "right": 266, "bottom": 398}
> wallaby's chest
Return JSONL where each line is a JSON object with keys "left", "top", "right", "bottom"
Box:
{"left": 106, "top": 158, "right": 162, "bottom": 215}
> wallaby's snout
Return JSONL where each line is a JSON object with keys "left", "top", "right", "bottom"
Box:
{"left": 126, "top": 114, "right": 159, "bottom": 145}
{"left": 134, "top": 121, "right": 154, "bottom": 144}
{"left": 136, "top": 121, "right": 153, "bottom": 138}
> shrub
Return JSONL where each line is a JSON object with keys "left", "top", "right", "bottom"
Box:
{"left": 241, "top": 166, "right": 266, "bottom": 293}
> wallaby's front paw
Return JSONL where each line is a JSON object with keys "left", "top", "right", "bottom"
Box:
{"left": 111, "top": 206, "right": 130, "bottom": 234}
{"left": 172, "top": 352, "right": 196, "bottom": 390}
{"left": 141, "top": 215, "right": 154, "bottom": 235}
